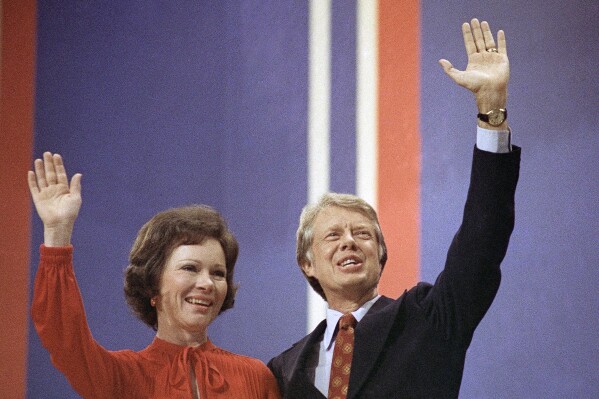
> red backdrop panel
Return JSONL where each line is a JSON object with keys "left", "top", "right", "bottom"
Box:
{"left": 377, "top": 0, "right": 421, "bottom": 297}
{"left": 0, "top": 0, "right": 36, "bottom": 397}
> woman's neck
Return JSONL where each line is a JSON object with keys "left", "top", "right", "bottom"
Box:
{"left": 155, "top": 329, "right": 207, "bottom": 347}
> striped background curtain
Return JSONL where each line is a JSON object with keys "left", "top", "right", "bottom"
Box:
{"left": 1, "top": 1, "right": 597, "bottom": 397}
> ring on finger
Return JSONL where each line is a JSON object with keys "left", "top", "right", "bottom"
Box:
{"left": 486, "top": 48, "right": 498, "bottom": 53}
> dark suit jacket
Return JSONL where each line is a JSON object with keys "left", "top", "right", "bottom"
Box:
{"left": 268, "top": 146, "right": 521, "bottom": 399}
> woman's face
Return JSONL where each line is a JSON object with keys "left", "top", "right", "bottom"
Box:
{"left": 155, "top": 239, "right": 227, "bottom": 345}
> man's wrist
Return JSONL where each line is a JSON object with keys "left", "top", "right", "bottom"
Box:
{"left": 476, "top": 86, "right": 508, "bottom": 130}
{"left": 475, "top": 86, "right": 507, "bottom": 111}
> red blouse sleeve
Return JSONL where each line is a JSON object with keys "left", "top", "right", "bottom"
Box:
{"left": 31, "top": 245, "right": 123, "bottom": 398}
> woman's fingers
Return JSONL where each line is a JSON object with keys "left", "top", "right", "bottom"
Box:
{"left": 70, "top": 173, "right": 82, "bottom": 196}
{"left": 34, "top": 157, "right": 47, "bottom": 189}
{"left": 27, "top": 170, "right": 39, "bottom": 195}
{"left": 34, "top": 152, "right": 70, "bottom": 188}
{"left": 43, "top": 152, "right": 57, "bottom": 185}
{"left": 53, "top": 154, "right": 69, "bottom": 186}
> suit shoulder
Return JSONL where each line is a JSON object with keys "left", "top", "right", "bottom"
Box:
{"left": 269, "top": 333, "right": 311, "bottom": 364}
{"left": 403, "top": 281, "right": 434, "bottom": 305}
{"left": 268, "top": 321, "right": 325, "bottom": 374}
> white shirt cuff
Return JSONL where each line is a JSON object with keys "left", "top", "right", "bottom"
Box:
{"left": 476, "top": 126, "right": 511, "bottom": 153}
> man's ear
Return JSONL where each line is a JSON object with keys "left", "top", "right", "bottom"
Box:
{"left": 301, "top": 261, "right": 314, "bottom": 277}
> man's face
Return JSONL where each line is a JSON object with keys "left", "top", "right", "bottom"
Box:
{"left": 302, "top": 206, "right": 381, "bottom": 308}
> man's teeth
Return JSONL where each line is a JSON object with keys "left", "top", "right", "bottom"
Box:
{"left": 186, "top": 298, "right": 210, "bottom": 306}
{"left": 341, "top": 259, "right": 358, "bottom": 267}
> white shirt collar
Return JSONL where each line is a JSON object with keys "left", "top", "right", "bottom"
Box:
{"left": 323, "top": 295, "right": 381, "bottom": 350}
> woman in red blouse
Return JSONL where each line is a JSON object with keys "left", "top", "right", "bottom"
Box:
{"left": 28, "top": 152, "right": 280, "bottom": 399}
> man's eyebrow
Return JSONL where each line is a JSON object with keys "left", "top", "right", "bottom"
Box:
{"left": 353, "top": 223, "right": 372, "bottom": 228}
{"left": 322, "top": 222, "right": 373, "bottom": 231}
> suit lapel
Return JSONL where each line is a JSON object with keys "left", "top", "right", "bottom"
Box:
{"left": 287, "top": 320, "right": 327, "bottom": 398}
{"left": 347, "top": 295, "right": 404, "bottom": 399}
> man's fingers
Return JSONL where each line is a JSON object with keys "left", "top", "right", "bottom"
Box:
{"left": 439, "top": 59, "right": 465, "bottom": 86}
{"left": 439, "top": 59, "right": 462, "bottom": 84}
{"left": 462, "top": 22, "right": 477, "bottom": 56}
{"left": 497, "top": 30, "right": 507, "bottom": 54}
{"left": 438, "top": 59, "right": 454, "bottom": 74}
{"left": 470, "top": 18, "right": 486, "bottom": 53}
{"left": 481, "top": 21, "right": 496, "bottom": 50}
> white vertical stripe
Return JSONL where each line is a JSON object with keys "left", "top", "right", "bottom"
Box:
{"left": 356, "top": 0, "right": 378, "bottom": 209}
{"left": 307, "top": 0, "right": 330, "bottom": 333}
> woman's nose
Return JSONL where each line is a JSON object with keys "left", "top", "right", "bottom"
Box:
{"left": 195, "top": 272, "right": 214, "bottom": 292}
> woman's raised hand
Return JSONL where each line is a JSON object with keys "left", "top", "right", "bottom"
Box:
{"left": 28, "top": 152, "right": 82, "bottom": 246}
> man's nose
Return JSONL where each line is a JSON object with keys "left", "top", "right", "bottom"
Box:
{"left": 340, "top": 231, "right": 357, "bottom": 250}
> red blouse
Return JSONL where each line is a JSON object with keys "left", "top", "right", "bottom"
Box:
{"left": 31, "top": 245, "right": 281, "bottom": 399}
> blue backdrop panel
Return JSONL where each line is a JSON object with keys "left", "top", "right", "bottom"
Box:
{"left": 330, "top": 0, "right": 357, "bottom": 194}
{"left": 420, "top": 1, "right": 599, "bottom": 397}
{"left": 28, "top": 1, "right": 308, "bottom": 397}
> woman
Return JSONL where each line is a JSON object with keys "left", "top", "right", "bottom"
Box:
{"left": 28, "top": 152, "right": 280, "bottom": 399}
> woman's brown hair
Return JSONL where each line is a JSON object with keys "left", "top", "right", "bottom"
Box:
{"left": 124, "top": 205, "right": 238, "bottom": 330}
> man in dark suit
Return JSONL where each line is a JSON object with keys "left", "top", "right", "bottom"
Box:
{"left": 268, "top": 18, "right": 520, "bottom": 398}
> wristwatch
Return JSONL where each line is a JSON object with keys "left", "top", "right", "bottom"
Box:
{"left": 477, "top": 108, "right": 507, "bottom": 126}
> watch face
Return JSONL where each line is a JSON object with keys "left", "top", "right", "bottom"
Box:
{"left": 488, "top": 109, "right": 505, "bottom": 126}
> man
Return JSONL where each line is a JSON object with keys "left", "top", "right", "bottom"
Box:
{"left": 268, "top": 19, "right": 520, "bottom": 398}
